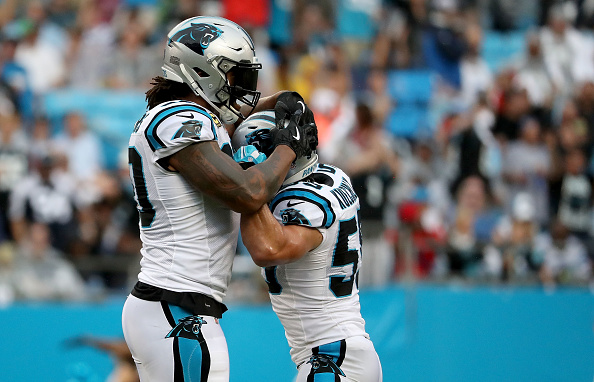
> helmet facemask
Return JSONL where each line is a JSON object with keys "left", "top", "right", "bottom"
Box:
{"left": 214, "top": 58, "right": 261, "bottom": 123}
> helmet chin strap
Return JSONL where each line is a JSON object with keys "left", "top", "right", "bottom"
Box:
{"left": 179, "top": 63, "right": 239, "bottom": 124}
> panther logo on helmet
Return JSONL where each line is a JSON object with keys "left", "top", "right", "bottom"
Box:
{"left": 168, "top": 23, "right": 223, "bottom": 56}
{"left": 246, "top": 128, "right": 273, "bottom": 154}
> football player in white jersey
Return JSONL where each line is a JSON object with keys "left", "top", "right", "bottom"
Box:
{"left": 121, "top": 17, "right": 317, "bottom": 382}
{"left": 233, "top": 111, "right": 383, "bottom": 382}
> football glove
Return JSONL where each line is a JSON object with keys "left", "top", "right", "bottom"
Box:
{"left": 271, "top": 113, "right": 318, "bottom": 159}
{"left": 274, "top": 91, "right": 308, "bottom": 130}
{"left": 233, "top": 145, "right": 268, "bottom": 169}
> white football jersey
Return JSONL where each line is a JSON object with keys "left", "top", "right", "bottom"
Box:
{"left": 129, "top": 100, "right": 238, "bottom": 302}
{"left": 264, "top": 164, "right": 369, "bottom": 366}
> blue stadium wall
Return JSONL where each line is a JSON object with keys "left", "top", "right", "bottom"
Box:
{"left": 1, "top": 284, "right": 592, "bottom": 381}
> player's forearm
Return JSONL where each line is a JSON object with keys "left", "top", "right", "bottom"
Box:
{"left": 172, "top": 142, "right": 294, "bottom": 214}
{"left": 241, "top": 205, "right": 295, "bottom": 267}
{"left": 252, "top": 91, "right": 286, "bottom": 114}
{"left": 237, "top": 91, "right": 285, "bottom": 123}
{"left": 216, "top": 145, "right": 296, "bottom": 213}
{"left": 245, "top": 145, "right": 295, "bottom": 200}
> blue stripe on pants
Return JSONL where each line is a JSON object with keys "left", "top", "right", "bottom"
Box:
{"left": 168, "top": 304, "right": 210, "bottom": 381}
{"left": 313, "top": 373, "right": 338, "bottom": 382}
{"left": 317, "top": 341, "right": 342, "bottom": 361}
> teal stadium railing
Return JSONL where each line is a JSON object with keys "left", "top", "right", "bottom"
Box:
{"left": 1, "top": 284, "right": 592, "bottom": 381}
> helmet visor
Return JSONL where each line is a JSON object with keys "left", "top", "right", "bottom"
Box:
{"left": 217, "top": 58, "right": 262, "bottom": 119}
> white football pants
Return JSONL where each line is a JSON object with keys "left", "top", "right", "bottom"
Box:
{"left": 295, "top": 336, "right": 382, "bottom": 382}
{"left": 122, "top": 294, "right": 229, "bottom": 382}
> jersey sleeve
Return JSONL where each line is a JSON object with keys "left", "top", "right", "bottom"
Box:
{"left": 144, "top": 106, "right": 220, "bottom": 160}
{"left": 269, "top": 187, "right": 337, "bottom": 229}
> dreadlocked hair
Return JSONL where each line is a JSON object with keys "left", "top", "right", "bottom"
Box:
{"left": 145, "top": 76, "right": 193, "bottom": 109}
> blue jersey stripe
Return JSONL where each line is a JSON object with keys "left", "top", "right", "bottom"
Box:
{"left": 145, "top": 105, "right": 216, "bottom": 150}
{"left": 270, "top": 189, "right": 335, "bottom": 228}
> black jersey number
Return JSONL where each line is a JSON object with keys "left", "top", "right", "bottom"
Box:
{"left": 264, "top": 214, "right": 361, "bottom": 298}
{"left": 330, "top": 216, "right": 360, "bottom": 298}
{"left": 129, "top": 147, "right": 156, "bottom": 228}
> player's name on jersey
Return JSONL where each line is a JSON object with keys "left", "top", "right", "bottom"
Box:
{"left": 331, "top": 178, "right": 358, "bottom": 209}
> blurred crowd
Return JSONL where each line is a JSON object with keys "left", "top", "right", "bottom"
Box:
{"left": 0, "top": 0, "right": 594, "bottom": 303}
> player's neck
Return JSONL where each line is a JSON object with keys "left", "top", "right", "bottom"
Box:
{"left": 182, "top": 94, "right": 212, "bottom": 112}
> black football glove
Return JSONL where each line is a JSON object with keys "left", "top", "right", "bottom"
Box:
{"left": 272, "top": 112, "right": 318, "bottom": 159}
{"left": 274, "top": 91, "right": 308, "bottom": 130}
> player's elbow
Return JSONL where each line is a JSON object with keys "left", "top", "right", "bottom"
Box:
{"left": 251, "top": 255, "right": 275, "bottom": 268}
{"left": 250, "top": 247, "right": 281, "bottom": 267}
{"left": 251, "top": 248, "right": 300, "bottom": 267}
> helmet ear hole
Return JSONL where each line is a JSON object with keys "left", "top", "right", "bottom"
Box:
{"left": 193, "top": 68, "right": 210, "bottom": 78}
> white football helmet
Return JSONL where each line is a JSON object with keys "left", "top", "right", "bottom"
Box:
{"left": 162, "top": 16, "right": 262, "bottom": 124}
{"left": 232, "top": 111, "right": 318, "bottom": 186}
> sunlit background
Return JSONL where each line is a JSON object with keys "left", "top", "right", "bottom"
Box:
{"left": 0, "top": 0, "right": 593, "bottom": 381}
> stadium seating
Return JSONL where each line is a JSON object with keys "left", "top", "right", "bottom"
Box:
{"left": 43, "top": 90, "right": 146, "bottom": 169}
{"left": 385, "top": 70, "right": 434, "bottom": 138}
{"left": 386, "top": 105, "right": 428, "bottom": 138}
{"left": 387, "top": 70, "right": 434, "bottom": 106}
{"left": 481, "top": 31, "right": 525, "bottom": 71}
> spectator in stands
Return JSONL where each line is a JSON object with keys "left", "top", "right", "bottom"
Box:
{"left": 28, "top": 116, "right": 53, "bottom": 160}
{"left": 536, "top": 219, "right": 591, "bottom": 287}
{"left": 0, "top": 109, "right": 28, "bottom": 240}
{"left": 395, "top": 139, "right": 449, "bottom": 214}
{"left": 0, "top": 28, "right": 34, "bottom": 123}
{"left": 334, "top": 102, "right": 399, "bottom": 286}
{"left": 421, "top": 0, "right": 466, "bottom": 89}
{"left": 51, "top": 112, "right": 105, "bottom": 204}
{"left": 371, "top": 2, "right": 418, "bottom": 69}
{"left": 576, "top": 82, "right": 594, "bottom": 142}
{"left": 450, "top": 111, "right": 485, "bottom": 186}
{"left": 12, "top": 222, "right": 86, "bottom": 301}
{"left": 309, "top": 59, "right": 356, "bottom": 164}
{"left": 13, "top": 19, "right": 65, "bottom": 94}
{"left": 540, "top": 4, "right": 588, "bottom": 96}
{"left": 292, "top": 1, "right": 335, "bottom": 55}
{"left": 76, "top": 172, "right": 141, "bottom": 289}
{"left": 556, "top": 148, "right": 592, "bottom": 239}
{"left": 393, "top": 187, "right": 448, "bottom": 279}
{"left": 8, "top": 154, "right": 80, "bottom": 256}
{"left": 514, "top": 31, "right": 556, "bottom": 127}
{"left": 557, "top": 99, "right": 590, "bottom": 152}
{"left": 501, "top": 117, "right": 551, "bottom": 226}
{"left": 24, "top": 0, "right": 70, "bottom": 56}
{"left": 483, "top": 192, "right": 541, "bottom": 282}
{"left": 446, "top": 175, "right": 502, "bottom": 277}
{"left": 106, "top": 15, "right": 160, "bottom": 89}
{"left": 65, "top": 1, "right": 115, "bottom": 89}
{"left": 492, "top": 87, "right": 532, "bottom": 141}
{"left": 364, "top": 68, "right": 393, "bottom": 127}
{"left": 472, "top": 94, "right": 502, "bottom": 185}
{"left": 459, "top": 23, "right": 493, "bottom": 109}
